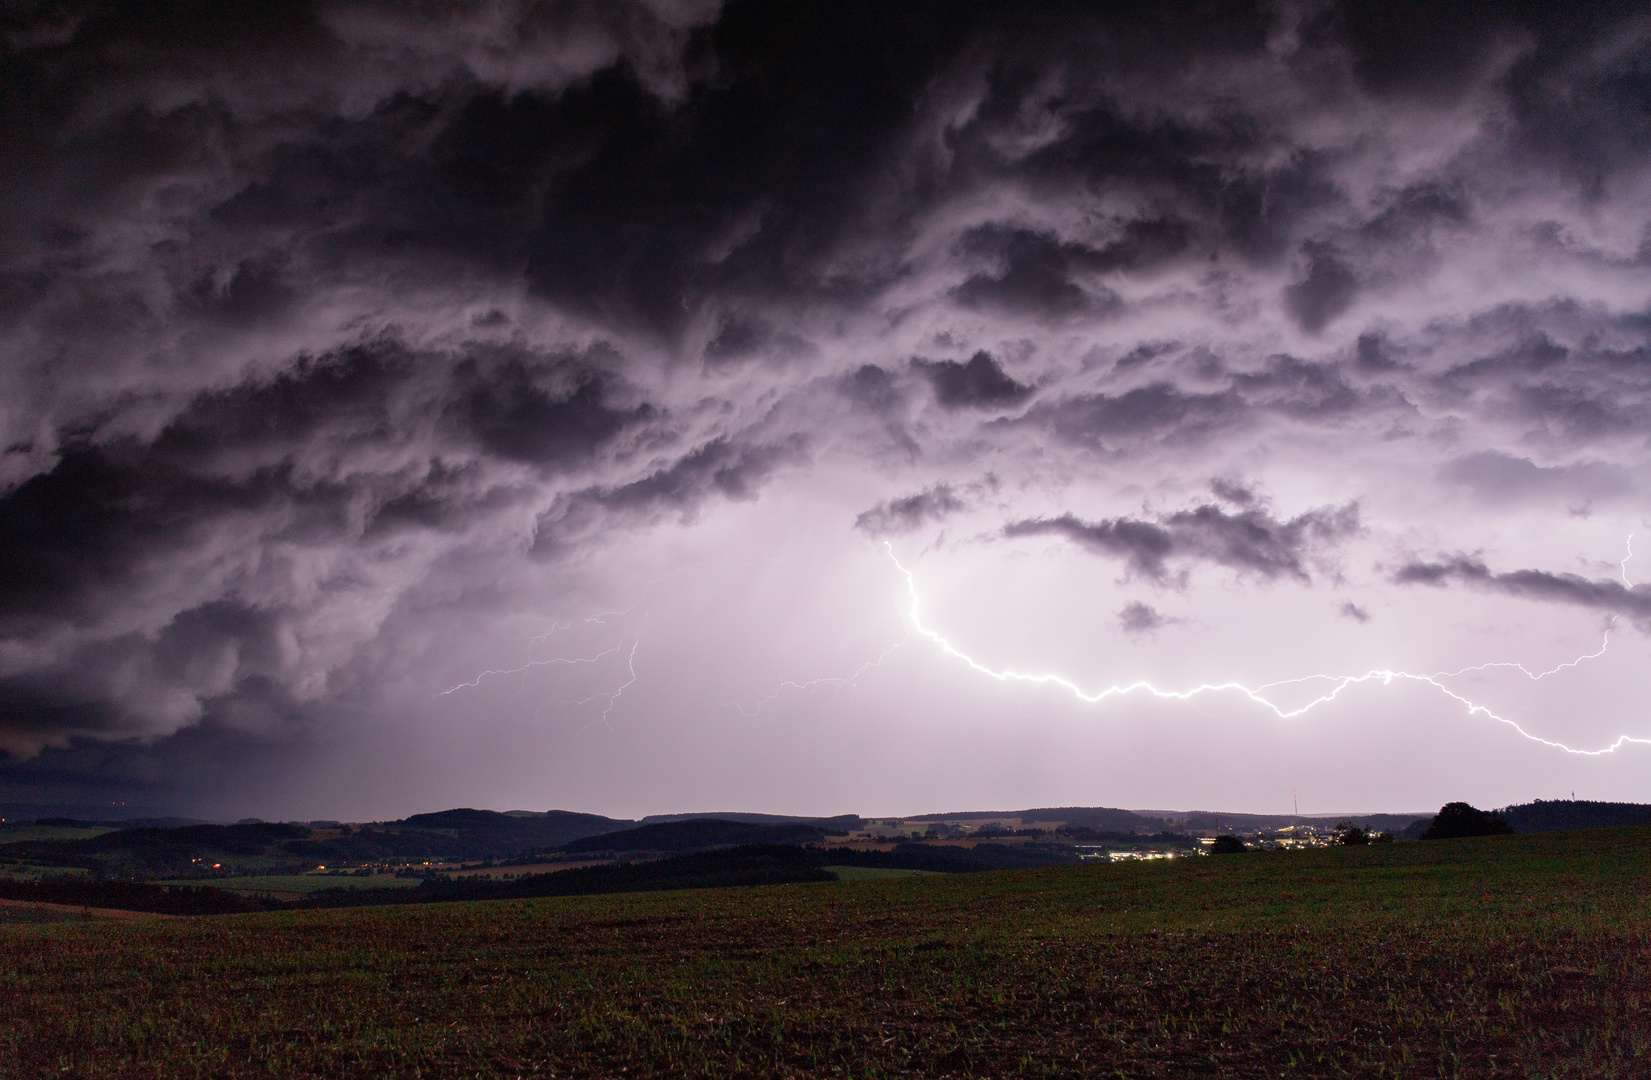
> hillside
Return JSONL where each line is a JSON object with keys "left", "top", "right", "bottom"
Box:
{"left": 1498, "top": 799, "right": 1651, "bottom": 833}
{"left": 0, "top": 808, "right": 633, "bottom": 877}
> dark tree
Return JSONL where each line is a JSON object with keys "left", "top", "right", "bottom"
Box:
{"left": 1335, "top": 821, "right": 1370, "bottom": 846}
{"left": 1210, "top": 835, "right": 1246, "bottom": 854}
{"left": 1421, "top": 802, "right": 1514, "bottom": 840}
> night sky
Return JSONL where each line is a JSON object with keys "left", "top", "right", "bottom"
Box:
{"left": 3, "top": 1, "right": 1650, "bottom": 821}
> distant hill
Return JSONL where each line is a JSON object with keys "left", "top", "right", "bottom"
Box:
{"left": 639, "top": 812, "right": 863, "bottom": 832}
{"left": 1497, "top": 800, "right": 1651, "bottom": 834}
{"left": 912, "top": 806, "right": 1430, "bottom": 835}
{"left": 562, "top": 818, "right": 829, "bottom": 854}
{"left": 0, "top": 808, "right": 635, "bottom": 875}
{"left": 916, "top": 807, "right": 1169, "bottom": 832}
{"left": 387, "top": 808, "right": 631, "bottom": 854}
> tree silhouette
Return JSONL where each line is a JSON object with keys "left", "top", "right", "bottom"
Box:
{"left": 1421, "top": 802, "right": 1514, "bottom": 840}
{"left": 1335, "top": 821, "right": 1370, "bottom": 846}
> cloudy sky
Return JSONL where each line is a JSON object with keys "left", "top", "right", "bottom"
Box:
{"left": 2, "top": 0, "right": 1649, "bottom": 821}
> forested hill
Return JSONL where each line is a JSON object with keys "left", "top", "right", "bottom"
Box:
{"left": 560, "top": 819, "right": 832, "bottom": 854}
{"left": 1498, "top": 800, "right": 1651, "bottom": 833}
{"left": 0, "top": 809, "right": 635, "bottom": 875}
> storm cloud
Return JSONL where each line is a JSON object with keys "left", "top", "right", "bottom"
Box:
{"left": 1393, "top": 559, "right": 1651, "bottom": 627}
{"left": 1, "top": 0, "right": 1648, "bottom": 816}
{"left": 1004, "top": 501, "right": 1361, "bottom": 585}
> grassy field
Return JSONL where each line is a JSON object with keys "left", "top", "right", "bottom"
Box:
{"left": 158, "top": 874, "right": 423, "bottom": 898}
{"left": 825, "top": 865, "right": 945, "bottom": 881}
{"left": 0, "top": 825, "right": 117, "bottom": 843}
{"left": 3, "top": 828, "right": 1649, "bottom": 1078}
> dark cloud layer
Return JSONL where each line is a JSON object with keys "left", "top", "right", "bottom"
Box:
{"left": 1005, "top": 502, "right": 1361, "bottom": 585}
{"left": 0, "top": 0, "right": 1647, "bottom": 812}
{"left": 1394, "top": 559, "right": 1651, "bottom": 627}
{"left": 912, "top": 352, "right": 1033, "bottom": 410}
{"left": 855, "top": 485, "right": 967, "bottom": 537}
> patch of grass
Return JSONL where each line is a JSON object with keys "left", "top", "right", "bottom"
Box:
{"left": 825, "top": 865, "right": 945, "bottom": 880}
{"left": 3, "top": 827, "right": 1650, "bottom": 1077}
{"left": 0, "top": 864, "right": 88, "bottom": 881}
{"left": 162, "top": 874, "right": 421, "bottom": 897}
{"left": 0, "top": 826, "right": 116, "bottom": 843}
{"left": 0, "top": 904, "right": 83, "bottom": 925}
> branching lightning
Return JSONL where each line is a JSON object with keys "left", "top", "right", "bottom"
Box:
{"left": 439, "top": 605, "right": 643, "bottom": 728}
{"left": 438, "top": 637, "right": 628, "bottom": 696}
{"left": 884, "top": 541, "right": 1649, "bottom": 756}
{"left": 436, "top": 560, "right": 715, "bottom": 725}
{"left": 565, "top": 640, "right": 640, "bottom": 727}
{"left": 440, "top": 538, "right": 1646, "bottom": 757}
{"left": 712, "top": 635, "right": 910, "bottom": 717}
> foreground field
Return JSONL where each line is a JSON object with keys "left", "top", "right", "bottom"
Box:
{"left": 3, "top": 828, "right": 1648, "bottom": 1078}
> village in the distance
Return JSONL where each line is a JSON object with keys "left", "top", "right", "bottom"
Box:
{"left": 0, "top": 798, "right": 1643, "bottom": 914}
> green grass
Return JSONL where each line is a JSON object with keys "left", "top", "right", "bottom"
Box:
{"left": 4, "top": 827, "right": 1650, "bottom": 1078}
{"left": 0, "top": 825, "right": 117, "bottom": 842}
{"left": 158, "top": 874, "right": 422, "bottom": 896}
{"left": 825, "top": 865, "right": 945, "bottom": 880}
{"left": 0, "top": 864, "right": 89, "bottom": 881}
{"left": 0, "top": 904, "right": 83, "bottom": 925}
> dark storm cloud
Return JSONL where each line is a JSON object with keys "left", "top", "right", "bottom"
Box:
{"left": 1032, "top": 384, "right": 1244, "bottom": 451}
{"left": 1283, "top": 243, "right": 1359, "bottom": 333}
{"left": 1209, "top": 479, "right": 1258, "bottom": 507}
{"left": 1393, "top": 558, "right": 1651, "bottom": 626}
{"left": 1117, "top": 602, "right": 1179, "bottom": 636}
{"left": 532, "top": 434, "right": 810, "bottom": 555}
{"left": 1338, "top": 601, "right": 1371, "bottom": 623}
{"left": 1004, "top": 500, "right": 1360, "bottom": 584}
{"left": 912, "top": 352, "right": 1033, "bottom": 411}
{"left": 453, "top": 357, "right": 654, "bottom": 468}
{"left": 855, "top": 485, "right": 967, "bottom": 536}
{"left": 949, "top": 224, "right": 1153, "bottom": 318}
{"left": 0, "top": 0, "right": 1647, "bottom": 808}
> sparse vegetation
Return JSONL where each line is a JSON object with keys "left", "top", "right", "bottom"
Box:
{"left": 3, "top": 826, "right": 1648, "bottom": 1077}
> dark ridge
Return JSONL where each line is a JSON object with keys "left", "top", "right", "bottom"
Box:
{"left": 1, "top": 822, "right": 311, "bottom": 858}
{"left": 638, "top": 812, "right": 862, "bottom": 832}
{"left": 913, "top": 807, "right": 1173, "bottom": 832}
{"left": 371, "top": 808, "right": 635, "bottom": 857}
{"left": 561, "top": 819, "right": 828, "bottom": 854}
{"left": 1498, "top": 799, "right": 1651, "bottom": 834}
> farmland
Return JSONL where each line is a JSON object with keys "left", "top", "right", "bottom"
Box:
{"left": 3, "top": 827, "right": 1648, "bottom": 1078}
{"left": 160, "top": 874, "right": 424, "bottom": 900}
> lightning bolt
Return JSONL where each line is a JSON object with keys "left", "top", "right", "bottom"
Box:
{"left": 884, "top": 541, "right": 1650, "bottom": 757}
{"left": 713, "top": 635, "right": 910, "bottom": 717}
{"left": 438, "top": 599, "right": 645, "bottom": 735}
{"left": 436, "top": 558, "right": 729, "bottom": 725}
{"left": 566, "top": 639, "right": 639, "bottom": 727}
{"left": 438, "top": 637, "right": 629, "bottom": 696}
{"left": 440, "top": 540, "right": 1646, "bottom": 754}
